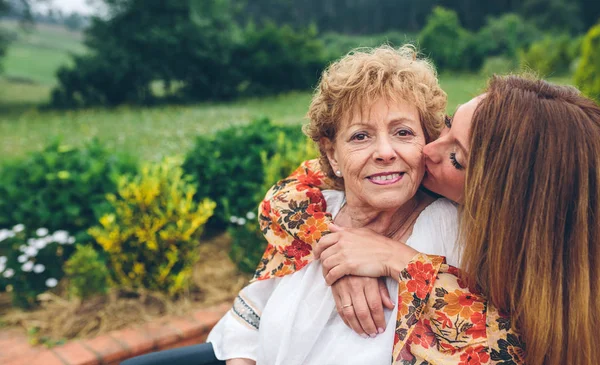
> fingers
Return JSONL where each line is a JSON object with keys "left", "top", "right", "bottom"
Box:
{"left": 314, "top": 232, "right": 340, "bottom": 258}
{"left": 364, "top": 279, "right": 386, "bottom": 334}
{"left": 336, "top": 283, "right": 367, "bottom": 337}
{"left": 328, "top": 223, "right": 345, "bottom": 232}
{"left": 332, "top": 287, "right": 351, "bottom": 328}
{"left": 324, "top": 265, "right": 348, "bottom": 285}
{"left": 351, "top": 279, "right": 379, "bottom": 337}
{"left": 378, "top": 278, "right": 395, "bottom": 310}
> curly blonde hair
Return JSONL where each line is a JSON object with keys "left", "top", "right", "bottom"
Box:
{"left": 304, "top": 45, "right": 447, "bottom": 183}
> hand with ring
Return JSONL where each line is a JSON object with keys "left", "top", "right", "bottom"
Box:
{"left": 331, "top": 275, "right": 395, "bottom": 338}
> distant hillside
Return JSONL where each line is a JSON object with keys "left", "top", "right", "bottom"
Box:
{"left": 0, "top": 20, "right": 86, "bottom": 85}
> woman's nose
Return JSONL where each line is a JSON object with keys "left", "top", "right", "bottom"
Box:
{"left": 374, "top": 137, "right": 396, "bottom": 162}
{"left": 423, "top": 140, "right": 441, "bottom": 164}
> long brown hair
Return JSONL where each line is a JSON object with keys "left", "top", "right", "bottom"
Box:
{"left": 461, "top": 75, "right": 600, "bottom": 365}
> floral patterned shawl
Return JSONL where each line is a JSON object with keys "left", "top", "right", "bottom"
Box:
{"left": 252, "top": 159, "right": 526, "bottom": 364}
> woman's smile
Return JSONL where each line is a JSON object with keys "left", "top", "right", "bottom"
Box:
{"left": 367, "top": 172, "right": 404, "bottom": 185}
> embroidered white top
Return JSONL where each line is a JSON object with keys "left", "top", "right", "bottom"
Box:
{"left": 207, "top": 191, "right": 459, "bottom": 365}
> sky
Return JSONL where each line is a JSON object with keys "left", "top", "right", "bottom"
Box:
{"left": 39, "top": 0, "right": 98, "bottom": 15}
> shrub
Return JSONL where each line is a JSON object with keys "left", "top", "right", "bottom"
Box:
{"left": 231, "top": 22, "right": 328, "bottom": 97}
{"left": 228, "top": 133, "right": 317, "bottom": 273}
{"left": 519, "top": 34, "right": 574, "bottom": 76}
{"left": 0, "top": 226, "right": 77, "bottom": 308}
{"left": 480, "top": 56, "right": 518, "bottom": 77}
{"left": 575, "top": 24, "right": 600, "bottom": 102}
{"left": 182, "top": 117, "right": 306, "bottom": 231}
{"left": 88, "top": 158, "right": 215, "bottom": 295}
{"left": 0, "top": 139, "right": 137, "bottom": 243}
{"left": 320, "top": 31, "right": 417, "bottom": 61}
{"left": 474, "top": 14, "right": 542, "bottom": 65}
{"left": 418, "top": 7, "right": 471, "bottom": 71}
{"left": 64, "top": 245, "right": 109, "bottom": 300}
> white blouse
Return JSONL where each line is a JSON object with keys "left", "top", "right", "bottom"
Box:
{"left": 207, "top": 191, "right": 459, "bottom": 365}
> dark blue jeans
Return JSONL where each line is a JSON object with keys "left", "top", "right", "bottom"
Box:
{"left": 120, "top": 342, "right": 225, "bottom": 365}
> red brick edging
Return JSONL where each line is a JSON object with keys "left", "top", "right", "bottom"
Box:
{"left": 1, "top": 303, "right": 230, "bottom": 365}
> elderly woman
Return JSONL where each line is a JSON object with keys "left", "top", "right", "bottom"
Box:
{"left": 257, "top": 75, "right": 600, "bottom": 365}
{"left": 207, "top": 45, "right": 456, "bottom": 364}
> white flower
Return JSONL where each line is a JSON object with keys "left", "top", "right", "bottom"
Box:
{"left": 24, "top": 246, "right": 38, "bottom": 257}
{"left": 229, "top": 216, "right": 239, "bottom": 224}
{"left": 67, "top": 237, "right": 75, "bottom": 245}
{"left": 19, "top": 245, "right": 27, "bottom": 252}
{"left": 22, "top": 261, "right": 34, "bottom": 272}
{"left": 3, "top": 268, "right": 14, "bottom": 278}
{"left": 52, "top": 230, "right": 69, "bottom": 244}
{"left": 18, "top": 255, "right": 28, "bottom": 263}
{"left": 33, "top": 264, "right": 45, "bottom": 274}
{"left": 0, "top": 230, "right": 10, "bottom": 242}
{"left": 34, "top": 239, "right": 47, "bottom": 250}
{"left": 36, "top": 228, "right": 49, "bottom": 237}
{"left": 12, "top": 224, "right": 25, "bottom": 233}
{"left": 0, "top": 262, "right": 4, "bottom": 273}
{"left": 246, "top": 211, "right": 256, "bottom": 220}
{"left": 45, "top": 278, "right": 58, "bottom": 288}
{"left": 27, "top": 238, "right": 36, "bottom": 245}
{"left": 237, "top": 218, "right": 247, "bottom": 226}
{"left": 0, "top": 256, "right": 6, "bottom": 265}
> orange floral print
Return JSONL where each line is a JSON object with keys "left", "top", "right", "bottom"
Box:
{"left": 459, "top": 345, "right": 490, "bottom": 365}
{"left": 297, "top": 217, "right": 327, "bottom": 244}
{"left": 443, "top": 289, "right": 485, "bottom": 319}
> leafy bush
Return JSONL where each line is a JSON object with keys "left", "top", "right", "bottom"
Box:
{"left": 474, "top": 14, "right": 542, "bottom": 65}
{"left": 0, "top": 139, "right": 137, "bottom": 243}
{"left": 231, "top": 22, "right": 327, "bottom": 97}
{"left": 575, "top": 24, "right": 600, "bottom": 102}
{"left": 0, "top": 226, "right": 77, "bottom": 308}
{"left": 228, "top": 133, "right": 317, "bottom": 273}
{"left": 519, "top": 34, "right": 574, "bottom": 76}
{"left": 480, "top": 56, "right": 519, "bottom": 77}
{"left": 182, "top": 117, "right": 306, "bottom": 231}
{"left": 320, "top": 31, "right": 417, "bottom": 60}
{"left": 418, "top": 7, "right": 472, "bottom": 71}
{"left": 64, "top": 244, "right": 109, "bottom": 300}
{"left": 88, "top": 158, "right": 215, "bottom": 295}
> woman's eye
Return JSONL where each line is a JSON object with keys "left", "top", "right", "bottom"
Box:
{"left": 351, "top": 132, "right": 368, "bottom": 141}
{"left": 449, "top": 152, "right": 464, "bottom": 170}
{"left": 396, "top": 129, "right": 414, "bottom": 137}
{"left": 445, "top": 115, "right": 453, "bottom": 128}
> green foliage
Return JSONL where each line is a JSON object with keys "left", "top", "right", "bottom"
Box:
{"left": 51, "top": 0, "right": 238, "bottom": 107}
{"left": 64, "top": 244, "right": 109, "bottom": 300}
{"left": 0, "top": 226, "right": 77, "bottom": 308}
{"left": 520, "top": 34, "right": 574, "bottom": 76}
{"left": 0, "top": 139, "right": 137, "bottom": 243}
{"left": 418, "top": 7, "right": 471, "bottom": 71}
{"left": 49, "top": 0, "right": 326, "bottom": 107}
{"left": 228, "top": 133, "right": 317, "bottom": 273}
{"left": 88, "top": 157, "right": 215, "bottom": 295}
{"left": 479, "top": 56, "right": 518, "bottom": 77}
{"left": 519, "top": 0, "right": 583, "bottom": 34}
{"left": 320, "top": 31, "right": 417, "bottom": 60}
{"left": 182, "top": 117, "right": 306, "bottom": 231}
{"left": 575, "top": 24, "right": 600, "bottom": 102}
{"left": 473, "top": 14, "right": 542, "bottom": 65}
{"left": 231, "top": 22, "right": 327, "bottom": 97}
{"left": 227, "top": 211, "right": 265, "bottom": 273}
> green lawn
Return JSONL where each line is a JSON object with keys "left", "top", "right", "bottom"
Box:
{"left": 0, "top": 20, "right": 84, "bottom": 85}
{"left": 0, "top": 73, "right": 575, "bottom": 165}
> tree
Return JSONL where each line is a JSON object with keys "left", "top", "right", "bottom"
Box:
{"left": 418, "top": 7, "right": 471, "bottom": 71}
{"left": 575, "top": 24, "right": 600, "bottom": 103}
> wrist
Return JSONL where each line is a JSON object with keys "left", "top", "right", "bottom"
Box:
{"left": 386, "top": 243, "right": 418, "bottom": 279}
